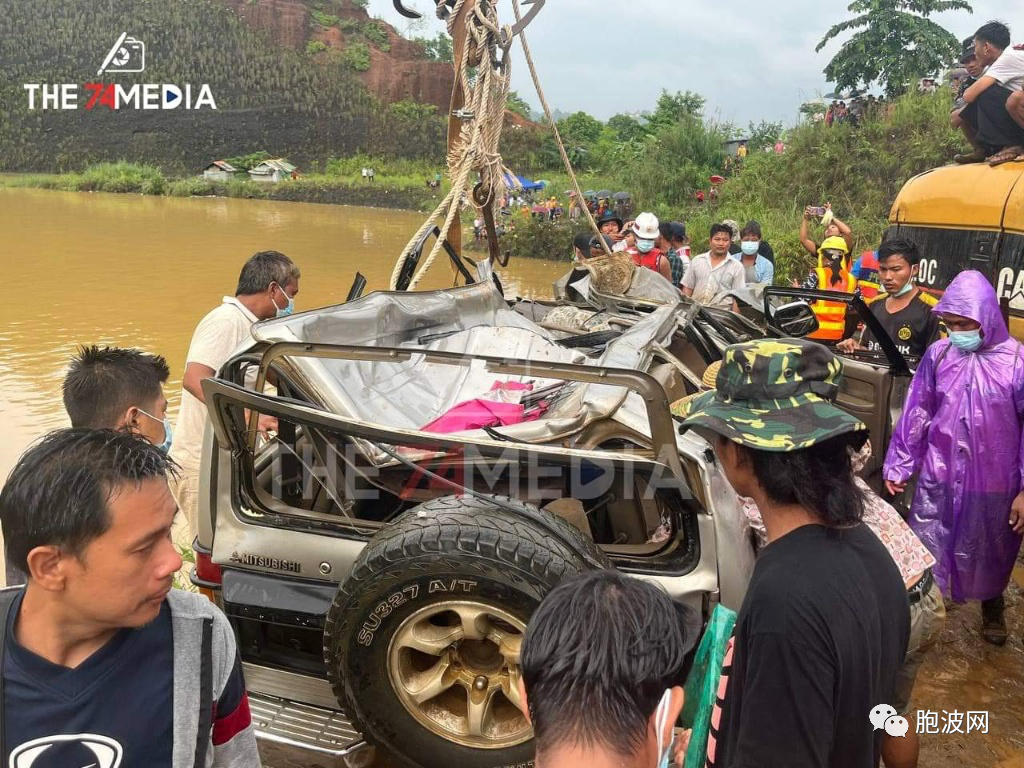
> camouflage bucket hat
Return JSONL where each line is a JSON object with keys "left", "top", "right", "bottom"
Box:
{"left": 676, "top": 338, "right": 867, "bottom": 452}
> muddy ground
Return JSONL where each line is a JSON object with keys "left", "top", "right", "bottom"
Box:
{"left": 912, "top": 563, "right": 1024, "bottom": 767}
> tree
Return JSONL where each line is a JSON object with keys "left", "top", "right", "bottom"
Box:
{"left": 747, "top": 119, "right": 785, "bottom": 150}
{"left": 647, "top": 90, "right": 705, "bottom": 128}
{"left": 506, "top": 91, "right": 534, "bottom": 121}
{"left": 607, "top": 114, "right": 647, "bottom": 143}
{"left": 413, "top": 32, "right": 454, "bottom": 63}
{"left": 556, "top": 111, "right": 604, "bottom": 146}
{"left": 816, "top": 0, "right": 972, "bottom": 96}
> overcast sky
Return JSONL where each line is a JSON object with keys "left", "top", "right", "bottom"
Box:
{"left": 367, "top": 0, "right": 1007, "bottom": 126}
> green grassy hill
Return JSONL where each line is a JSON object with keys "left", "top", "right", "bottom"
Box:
{"left": 677, "top": 91, "right": 964, "bottom": 280}
{"left": 0, "top": 0, "right": 446, "bottom": 173}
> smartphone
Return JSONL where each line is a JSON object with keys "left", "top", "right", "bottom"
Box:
{"left": 807, "top": 206, "right": 827, "bottom": 217}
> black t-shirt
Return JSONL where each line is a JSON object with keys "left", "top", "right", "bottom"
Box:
{"left": 706, "top": 524, "right": 909, "bottom": 768}
{"left": 861, "top": 291, "right": 940, "bottom": 358}
{"left": 4, "top": 592, "right": 174, "bottom": 766}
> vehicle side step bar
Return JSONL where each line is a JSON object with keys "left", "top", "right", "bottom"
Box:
{"left": 249, "top": 691, "right": 371, "bottom": 766}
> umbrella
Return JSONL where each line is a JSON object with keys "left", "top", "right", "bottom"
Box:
{"left": 709, "top": 175, "right": 725, "bottom": 185}
{"left": 596, "top": 189, "right": 612, "bottom": 198}
{"left": 583, "top": 189, "right": 597, "bottom": 198}
{"left": 612, "top": 191, "right": 631, "bottom": 200}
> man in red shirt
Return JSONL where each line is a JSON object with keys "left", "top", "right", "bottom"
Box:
{"left": 625, "top": 212, "right": 671, "bottom": 281}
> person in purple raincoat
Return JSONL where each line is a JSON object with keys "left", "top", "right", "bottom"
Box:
{"left": 884, "top": 270, "right": 1024, "bottom": 645}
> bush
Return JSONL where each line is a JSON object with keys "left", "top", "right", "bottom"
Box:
{"left": 710, "top": 90, "right": 962, "bottom": 282}
{"left": 310, "top": 10, "right": 339, "bottom": 27}
{"left": 167, "top": 178, "right": 215, "bottom": 197}
{"left": 60, "top": 162, "right": 167, "bottom": 193}
{"left": 501, "top": 216, "right": 576, "bottom": 262}
{"left": 362, "top": 21, "right": 391, "bottom": 51}
{"left": 342, "top": 42, "right": 371, "bottom": 72}
{"left": 306, "top": 40, "right": 328, "bottom": 54}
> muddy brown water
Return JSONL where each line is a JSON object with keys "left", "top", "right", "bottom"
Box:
{"left": 1, "top": 188, "right": 1021, "bottom": 767}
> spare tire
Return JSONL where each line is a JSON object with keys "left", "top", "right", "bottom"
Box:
{"left": 323, "top": 495, "right": 611, "bottom": 768}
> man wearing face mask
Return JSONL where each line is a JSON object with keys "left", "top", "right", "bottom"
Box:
{"left": 171, "top": 250, "right": 301, "bottom": 545}
{"left": 885, "top": 271, "right": 1024, "bottom": 646}
{"left": 626, "top": 212, "right": 672, "bottom": 281}
{"left": 62, "top": 345, "right": 174, "bottom": 451}
{"left": 518, "top": 569, "right": 700, "bottom": 768}
{"left": 732, "top": 221, "right": 774, "bottom": 284}
{"left": 2, "top": 345, "right": 179, "bottom": 589}
{"left": 837, "top": 237, "right": 940, "bottom": 358}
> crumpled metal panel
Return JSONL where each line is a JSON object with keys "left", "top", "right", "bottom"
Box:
{"left": 248, "top": 284, "right": 684, "bottom": 460}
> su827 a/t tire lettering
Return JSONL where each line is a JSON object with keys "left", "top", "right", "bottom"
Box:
{"left": 322, "top": 495, "right": 610, "bottom": 768}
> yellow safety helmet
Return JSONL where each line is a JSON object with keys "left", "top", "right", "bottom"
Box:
{"left": 818, "top": 236, "right": 849, "bottom": 255}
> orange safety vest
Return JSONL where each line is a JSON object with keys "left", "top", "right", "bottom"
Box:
{"left": 810, "top": 268, "right": 858, "bottom": 341}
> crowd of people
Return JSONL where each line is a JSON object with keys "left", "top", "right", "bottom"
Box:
{"left": 524, "top": 267, "right": 1024, "bottom": 768}
{"left": 1, "top": 222, "right": 1022, "bottom": 768}
{"left": 950, "top": 21, "right": 1024, "bottom": 166}
{"left": 823, "top": 96, "right": 886, "bottom": 127}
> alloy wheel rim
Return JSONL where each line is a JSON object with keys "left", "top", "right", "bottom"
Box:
{"left": 387, "top": 600, "right": 531, "bottom": 749}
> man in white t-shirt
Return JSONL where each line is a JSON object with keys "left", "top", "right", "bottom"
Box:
{"left": 170, "top": 251, "right": 301, "bottom": 547}
{"left": 680, "top": 223, "right": 745, "bottom": 310}
{"left": 963, "top": 21, "right": 1024, "bottom": 165}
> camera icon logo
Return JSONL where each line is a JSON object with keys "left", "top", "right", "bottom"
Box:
{"left": 98, "top": 33, "right": 146, "bottom": 75}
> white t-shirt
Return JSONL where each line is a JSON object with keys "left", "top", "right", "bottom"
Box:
{"left": 681, "top": 252, "right": 746, "bottom": 308}
{"left": 170, "top": 297, "right": 259, "bottom": 467}
{"left": 987, "top": 48, "right": 1024, "bottom": 91}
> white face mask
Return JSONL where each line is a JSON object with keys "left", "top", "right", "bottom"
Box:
{"left": 654, "top": 689, "right": 674, "bottom": 768}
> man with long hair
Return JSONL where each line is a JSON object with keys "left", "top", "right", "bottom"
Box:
{"left": 678, "top": 339, "right": 909, "bottom": 767}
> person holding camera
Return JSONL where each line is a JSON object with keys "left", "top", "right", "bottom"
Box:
{"left": 799, "top": 203, "right": 853, "bottom": 258}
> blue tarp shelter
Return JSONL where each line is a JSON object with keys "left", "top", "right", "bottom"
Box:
{"left": 504, "top": 172, "right": 545, "bottom": 191}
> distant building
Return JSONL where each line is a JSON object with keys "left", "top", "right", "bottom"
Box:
{"left": 202, "top": 160, "right": 241, "bottom": 181}
{"left": 722, "top": 138, "right": 751, "bottom": 156}
{"left": 249, "top": 158, "right": 298, "bottom": 183}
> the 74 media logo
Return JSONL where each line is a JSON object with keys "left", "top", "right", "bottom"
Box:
{"left": 24, "top": 33, "right": 217, "bottom": 111}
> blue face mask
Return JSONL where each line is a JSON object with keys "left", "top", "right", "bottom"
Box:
{"left": 636, "top": 238, "right": 656, "bottom": 254}
{"left": 138, "top": 408, "right": 173, "bottom": 453}
{"left": 271, "top": 283, "right": 295, "bottom": 317}
{"left": 740, "top": 240, "right": 759, "bottom": 256}
{"left": 949, "top": 329, "right": 983, "bottom": 352}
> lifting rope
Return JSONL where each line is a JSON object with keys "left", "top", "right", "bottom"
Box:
{"left": 388, "top": 0, "right": 513, "bottom": 291}
{"left": 388, "top": 0, "right": 613, "bottom": 292}
{"left": 510, "top": 0, "right": 611, "bottom": 256}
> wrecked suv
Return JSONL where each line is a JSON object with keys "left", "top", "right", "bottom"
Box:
{"left": 191, "top": 282, "right": 912, "bottom": 768}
